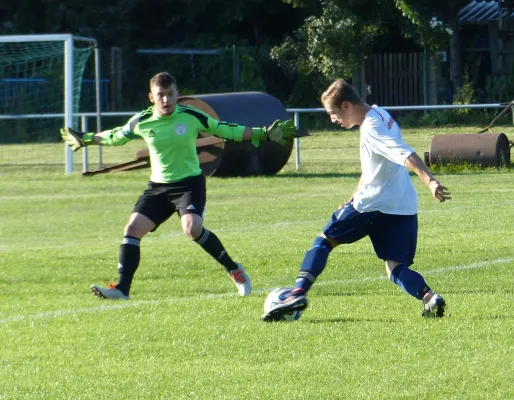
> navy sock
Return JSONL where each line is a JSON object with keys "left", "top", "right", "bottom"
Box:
{"left": 116, "top": 236, "right": 141, "bottom": 296}
{"left": 194, "top": 228, "right": 238, "bottom": 273}
{"left": 389, "top": 264, "right": 430, "bottom": 300}
{"left": 295, "top": 236, "right": 333, "bottom": 293}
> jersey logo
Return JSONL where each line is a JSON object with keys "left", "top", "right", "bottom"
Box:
{"left": 175, "top": 124, "right": 187, "bottom": 135}
{"left": 147, "top": 129, "right": 155, "bottom": 137}
{"left": 387, "top": 117, "right": 395, "bottom": 130}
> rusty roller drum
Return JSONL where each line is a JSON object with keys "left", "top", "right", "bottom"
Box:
{"left": 178, "top": 92, "right": 293, "bottom": 176}
{"left": 428, "top": 133, "right": 511, "bottom": 167}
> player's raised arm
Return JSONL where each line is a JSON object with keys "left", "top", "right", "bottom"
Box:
{"left": 61, "top": 123, "right": 138, "bottom": 152}
{"left": 60, "top": 127, "right": 97, "bottom": 151}
{"left": 201, "top": 114, "right": 297, "bottom": 147}
{"left": 248, "top": 119, "right": 297, "bottom": 147}
{"left": 405, "top": 152, "right": 452, "bottom": 202}
{"left": 61, "top": 127, "right": 135, "bottom": 151}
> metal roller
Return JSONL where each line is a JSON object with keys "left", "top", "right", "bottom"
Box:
{"left": 428, "top": 133, "right": 511, "bottom": 167}
{"left": 179, "top": 92, "right": 293, "bottom": 176}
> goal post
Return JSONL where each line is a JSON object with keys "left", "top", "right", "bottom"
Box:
{"left": 0, "top": 34, "right": 100, "bottom": 174}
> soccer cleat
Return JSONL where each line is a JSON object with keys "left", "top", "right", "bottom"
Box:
{"left": 91, "top": 284, "right": 129, "bottom": 300}
{"left": 421, "top": 290, "right": 445, "bottom": 318}
{"left": 262, "top": 289, "right": 308, "bottom": 322}
{"left": 230, "top": 264, "right": 252, "bottom": 297}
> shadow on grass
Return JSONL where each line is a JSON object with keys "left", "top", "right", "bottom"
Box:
{"left": 483, "top": 314, "right": 514, "bottom": 320}
{"left": 447, "top": 288, "right": 514, "bottom": 295}
{"left": 277, "top": 172, "right": 361, "bottom": 179}
{"left": 453, "top": 314, "right": 514, "bottom": 321}
{"left": 429, "top": 164, "right": 513, "bottom": 174}
{"left": 212, "top": 172, "right": 362, "bottom": 179}
{"left": 211, "top": 172, "right": 360, "bottom": 180}
{"left": 303, "top": 317, "right": 399, "bottom": 324}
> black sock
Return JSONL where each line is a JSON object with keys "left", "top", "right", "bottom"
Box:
{"left": 116, "top": 236, "right": 141, "bottom": 295}
{"left": 194, "top": 228, "right": 238, "bottom": 273}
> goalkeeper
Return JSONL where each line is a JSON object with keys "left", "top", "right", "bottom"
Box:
{"left": 61, "top": 71, "right": 296, "bottom": 300}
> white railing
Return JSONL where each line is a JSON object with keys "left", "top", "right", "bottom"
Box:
{"left": 0, "top": 103, "right": 510, "bottom": 172}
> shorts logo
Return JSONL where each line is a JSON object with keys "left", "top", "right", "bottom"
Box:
{"left": 175, "top": 124, "right": 187, "bottom": 135}
{"left": 186, "top": 204, "right": 196, "bottom": 210}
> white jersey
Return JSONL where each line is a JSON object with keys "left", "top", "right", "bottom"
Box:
{"left": 352, "top": 106, "right": 418, "bottom": 215}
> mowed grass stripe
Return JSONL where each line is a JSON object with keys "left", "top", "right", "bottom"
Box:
{"left": 2, "top": 256, "right": 511, "bottom": 326}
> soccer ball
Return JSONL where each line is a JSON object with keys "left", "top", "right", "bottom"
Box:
{"left": 264, "top": 287, "right": 303, "bottom": 321}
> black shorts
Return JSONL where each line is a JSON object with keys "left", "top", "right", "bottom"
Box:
{"left": 133, "top": 174, "right": 206, "bottom": 230}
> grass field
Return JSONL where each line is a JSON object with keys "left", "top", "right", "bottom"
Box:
{"left": 1, "top": 127, "right": 513, "bottom": 399}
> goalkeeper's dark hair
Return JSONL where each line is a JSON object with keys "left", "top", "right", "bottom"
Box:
{"left": 321, "top": 79, "right": 363, "bottom": 108}
{"left": 150, "top": 72, "right": 177, "bottom": 89}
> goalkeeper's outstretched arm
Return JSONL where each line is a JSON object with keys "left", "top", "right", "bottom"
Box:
{"left": 61, "top": 126, "right": 134, "bottom": 152}
{"left": 206, "top": 118, "right": 297, "bottom": 148}
{"left": 77, "top": 131, "right": 112, "bottom": 146}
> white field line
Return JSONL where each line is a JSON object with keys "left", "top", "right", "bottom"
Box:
{"left": 315, "top": 257, "right": 514, "bottom": 287}
{"left": 1, "top": 257, "right": 513, "bottom": 326}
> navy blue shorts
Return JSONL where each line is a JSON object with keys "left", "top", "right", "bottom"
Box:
{"left": 322, "top": 203, "right": 418, "bottom": 266}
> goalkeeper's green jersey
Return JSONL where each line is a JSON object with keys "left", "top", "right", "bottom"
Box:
{"left": 99, "top": 105, "right": 246, "bottom": 183}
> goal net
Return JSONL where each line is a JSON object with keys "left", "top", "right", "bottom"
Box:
{"left": 0, "top": 34, "right": 97, "bottom": 173}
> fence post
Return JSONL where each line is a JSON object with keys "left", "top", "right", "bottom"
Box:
{"left": 294, "top": 111, "right": 300, "bottom": 171}
{"left": 81, "top": 115, "right": 88, "bottom": 173}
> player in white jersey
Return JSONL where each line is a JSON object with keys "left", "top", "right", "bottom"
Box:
{"left": 262, "top": 78, "right": 451, "bottom": 321}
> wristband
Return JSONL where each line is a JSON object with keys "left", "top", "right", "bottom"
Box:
{"left": 82, "top": 132, "right": 96, "bottom": 146}
{"left": 251, "top": 128, "right": 266, "bottom": 148}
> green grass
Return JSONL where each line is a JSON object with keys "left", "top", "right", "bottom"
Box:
{"left": 1, "top": 127, "right": 513, "bottom": 399}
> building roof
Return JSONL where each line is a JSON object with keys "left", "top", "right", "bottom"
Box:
{"left": 458, "top": 0, "right": 514, "bottom": 24}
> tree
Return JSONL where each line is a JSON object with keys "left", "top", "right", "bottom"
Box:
{"left": 272, "top": 0, "right": 394, "bottom": 80}
{"left": 273, "top": 0, "right": 469, "bottom": 91}
{"left": 393, "top": 0, "right": 470, "bottom": 89}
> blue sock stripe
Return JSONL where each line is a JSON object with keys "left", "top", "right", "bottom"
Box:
{"left": 297, "top": 271, "right": 316, "bottom": 283}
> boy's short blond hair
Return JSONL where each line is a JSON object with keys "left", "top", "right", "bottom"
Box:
{"left": 321, "top": 79, "right": 363, "bottom": 108}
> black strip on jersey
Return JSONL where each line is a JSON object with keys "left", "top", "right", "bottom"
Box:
{"left": 139, "top": 107, "right": 154, "bottom": 122}
{"left": 129, "top": 107, "right": 153, "bottom": 131}
{"left": 215, "top": 121, "right": 240, "bottom": 142}
{"left": 218, "top": 121, "right": 239, "bottom": 128}
{"left": 181, "top": 107, "right": 210, "bottom": 129}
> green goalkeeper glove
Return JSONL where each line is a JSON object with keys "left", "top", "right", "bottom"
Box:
{"left": 251, "top": 119, "right": 296, "bottom": 147}
{"left": 60, "top": 127, "right": 95, "bottom": 152}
